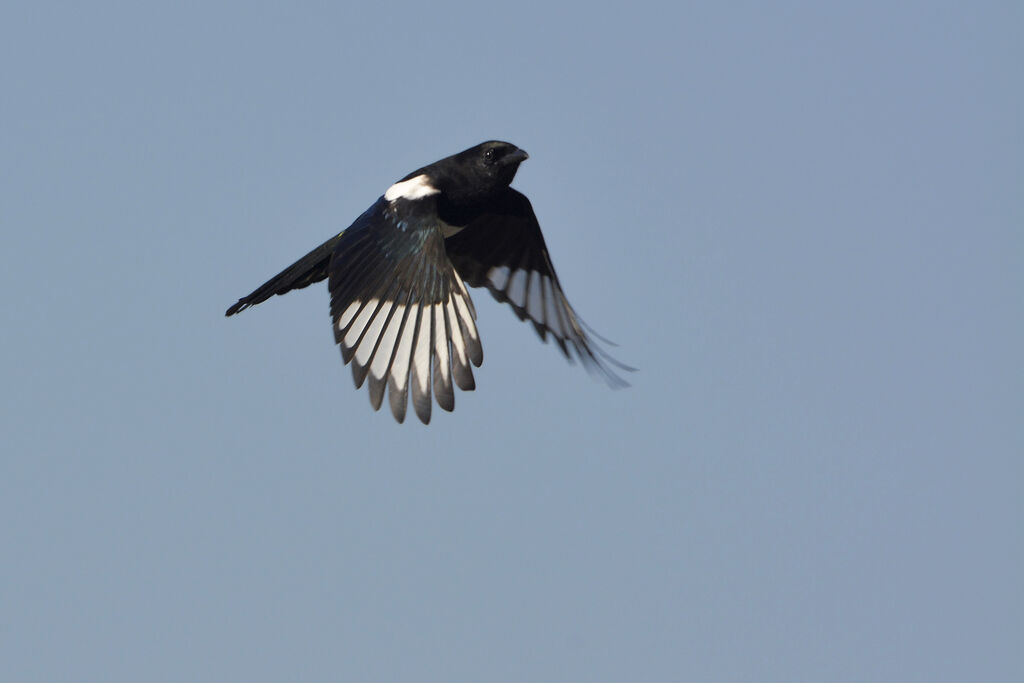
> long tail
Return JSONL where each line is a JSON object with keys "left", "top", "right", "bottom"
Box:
{"left": 225, "top": 233, "right": 344, "bottom": 316}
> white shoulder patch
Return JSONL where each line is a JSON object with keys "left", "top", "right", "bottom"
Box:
{"left": 384, "top": 174, "right": 440, "bottom": 202}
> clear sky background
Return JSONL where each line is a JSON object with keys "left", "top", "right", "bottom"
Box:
{"left": 1, "top": 2, "right": 1020, "bottom": 681}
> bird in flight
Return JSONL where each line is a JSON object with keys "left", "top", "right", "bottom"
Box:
{"left": 226, "top": 141, "right": 629, "bottom": 423}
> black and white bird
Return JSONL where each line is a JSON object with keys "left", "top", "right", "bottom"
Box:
{"left": 226, "top": 141, "right": 629, "bottom": 423}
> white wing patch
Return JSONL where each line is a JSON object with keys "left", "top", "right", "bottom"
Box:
{"left": 488, "top": 265, "right": 510, "bottom": 290}
{"left": 384, "top": 174, "right": 440, "bottom": 202}
{"left": 431, "top": 303, "right": 453, "bottom": 411}
{"left": 542, "top": 276, "right": 565, "bottom": 337}
{"left": 343, "top": 298, "right": 379, "bottom": 348}
{"left": 337, "top": 300, "right": 362, "bottom": 330}
{"left": 506, "top": 268, "right": 528, "bottom": 308}
{"left": 368, "top": 304, "right": 405, "bottom": 378}
{"left": 452, "top": 284, "right": 479, "bottom": 346}
{"left": 390, "top": 307, "right": 418, "bottom": 391}
{"left": 445, "top": 297, "right": 467, "bottom": 367}
{"left": 334, "top": 278, "right": 482, "bottom": 423}
{"left": 482, "top": 266, "right": 591, "bottom": 357}
{"left": 410, "top": 309, "right": 432, "bottom": 413}
{"left": 527, "top": 271, "right": 545, "bottom": 325}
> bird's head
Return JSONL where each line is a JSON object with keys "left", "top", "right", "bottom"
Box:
{"left": 433, "top": 140, "right": 529, "bottom": 203}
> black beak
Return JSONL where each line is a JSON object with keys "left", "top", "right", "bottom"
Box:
{"left": 505, "top": 148, "right": 529, "bottom": 165}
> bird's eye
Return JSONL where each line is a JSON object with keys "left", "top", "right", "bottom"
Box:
{"left": 484, "top": 148, "right": 496, "bottom": 164}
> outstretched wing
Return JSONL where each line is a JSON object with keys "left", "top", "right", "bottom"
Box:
{"left": 444, "top": 188, "right": 630, "bottom": 387}
{"left": 329, "top": 198, "right": 482, "bottom": 424}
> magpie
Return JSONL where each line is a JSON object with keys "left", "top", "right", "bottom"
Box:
{"left": 226, "top": 141, "right": 629, "bottom": 424}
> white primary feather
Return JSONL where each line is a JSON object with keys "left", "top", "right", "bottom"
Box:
{"left": 488, "top": 265, "right": 511, "bottom": 290}
{"left": 337, "top": 300, "right": 361, "bottom": 330}
{"left": 389, "top": 306, "right": 419, "bottom": 391}
{"left": 445, "top": 297, "right": 467, "bottom": 365}
{"left": 343, "top": 298, "right": 378, "bottom": 348}
{"left": 542, "top": 278, "right": 565, "bottom": 337}
{"left": 355, "top": 302, "right": 392, "bottom": 367}
{"left": 527, "top": 272, "right": 546, "bottom": 324}
{"left": 369, "top": 304, "right": 406, "bottom": 379}
{"left": 452, "top": 292, "right": 478, "bottom": 343}
{"left": 432, "top": 304, "right": 450, "bottom": 385}
{"left": 412, "top": 308, "right": 432, "bottom": 392}
{"left": 506, "top": 269, "right": 527, "bottom": 308}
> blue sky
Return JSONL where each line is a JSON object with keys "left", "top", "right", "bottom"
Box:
{"left": 1, "top": 1, "right": 1020, "bottom": 681}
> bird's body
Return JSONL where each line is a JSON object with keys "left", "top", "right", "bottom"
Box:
{"left": 227, "top": 141, "right": 627, "bottom": 423}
